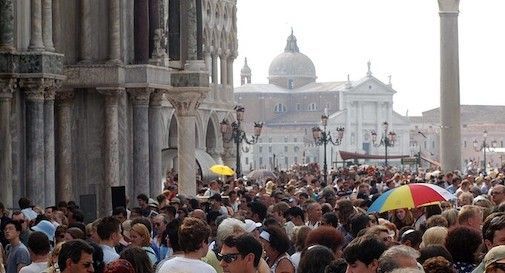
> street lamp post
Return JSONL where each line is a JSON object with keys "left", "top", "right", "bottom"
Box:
{"left": 312, "top": 113, "right": 344, "bottom": 184}
{"left": 371, "top": 121, "right": 397, "bottom": 168}
{"left": 473, "top": 130, "right": 497, "bottom": 175}
{"left": 220, "top": 105, "right": 263, "bottom": 178}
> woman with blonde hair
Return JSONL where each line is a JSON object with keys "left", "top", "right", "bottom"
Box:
{"left": 420, "top": 226, "right": 448, "bottom": 248}
{"left": 441, "top": 208, "right": 459, "bottom": 227}
{"left": 41, "top": 242, "right": 64, "bottom": 273}
{"left": 128, "top": 223, "right": 157, "bottom": 266}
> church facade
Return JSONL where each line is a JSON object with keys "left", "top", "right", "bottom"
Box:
{"left": 235, "top": 31, "right": 411, "bottom": 173}
{"left": 0, "top": 0, "right": 238, "bottom": 214}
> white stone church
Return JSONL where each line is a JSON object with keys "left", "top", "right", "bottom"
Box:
{"left": 235, "top": 31, "right": 411, "bottom": 172}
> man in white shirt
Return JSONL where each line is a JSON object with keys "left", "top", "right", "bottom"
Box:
{"left": 305, "top": 202, "right": 322, "bottom": 229}
{"left": 19, "top": 232, "right": 50, "bottom": 273}
{"left": 159, "top": 217, "right": 216, "bottom": 273}
{"left": 96, "top": 216, "right": 121, "bottom": 264}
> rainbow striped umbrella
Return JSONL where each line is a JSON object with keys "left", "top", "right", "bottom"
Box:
{"left": 368, "top": 183, "right": 456, "bottom": 213}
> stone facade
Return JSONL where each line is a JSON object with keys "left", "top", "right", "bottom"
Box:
{"left": 410, "top": 105, "right": 505, "bottom": 172}
{"left": 0, "top": 0, "right": 237, "bottom": 213}
{"left": 235, "top": 32, "right": 411, "bottom": 174}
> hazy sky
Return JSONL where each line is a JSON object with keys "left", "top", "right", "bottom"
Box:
{"left": 233, "top": 0, "right": 505, "bottom": 116}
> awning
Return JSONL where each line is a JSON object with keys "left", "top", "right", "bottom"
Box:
{"left": 339, "top": 150, "right": 410, "bottom": 161}
{"left": 161, "top": 148, "right": 218, "bottom": 181}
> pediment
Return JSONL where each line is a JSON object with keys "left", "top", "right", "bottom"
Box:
{"left": 347, "top": 76, "right": 396, "bottom": 95}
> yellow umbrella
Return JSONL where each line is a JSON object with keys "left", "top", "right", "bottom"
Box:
{"left": 210, "top": 164, "right": 235, "bottom": 176}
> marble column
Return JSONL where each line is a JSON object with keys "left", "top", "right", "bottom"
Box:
{"left": 128, "top": 88, "right": 151, "bottom": 198}
{"left": 0, "top": 0, "right": 15, "bottom": 52}
{"left": 439, "top": 0, "right": 462, "bottom": 171}
{"left": 149, "top": 0, "right": 160, "bottom": 58}
{"left": 55, "top": 89, "right": 74, "bottom": 202}
{"left": 79, "top": 0, "right": 92, "bottom": 62}
{"left": 97, "top": 87, "right": 123, "bottom": 216}
{"left": 51, "top": 0, "right": 61, "bottom": 52}
{"left": 44, "top": 87, "right": 56, "bottom": 206}
{"left": 29, "top": 0, "right": 45, "bottom": 51}
{"left": 109, "top": 0, "right": 121, "bottom": 63}
{"left": 149, "top": 90, "right": 164, "bottom": 196}
{"left": 220, "top": 54, "right": 228, "bottom": 85}
{"left": 211, "top": 54, "right": 218, "bottom": 84}
{"left": 165, "top": 89, "right": 207, "bottom": 196}
{"left": 357, "top": 101, "right": 363, "bottom": 151}
{"left": 134, "top": 0, "right": 149, "bottom": 64}
{"left": 42, "top": 0, "right": 54, "bottom": 52}
{"left": 21, "top": 79, "right": 46, "bottom": 206}
{"left": 0, "top": 78, "right": 15, "bottom": 208}
{"left": 227, "top": 57, "right": 234, "bottom": 86}
{"left": 185, "top": 0, "right": 198, "bottom": 61}
{"left": 345, "top": 101, "right": 351, "bottom": 152}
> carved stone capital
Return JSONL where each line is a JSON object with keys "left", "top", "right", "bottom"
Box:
{"left": 56, "top": 89, "right": 75, "bottom": 103}
{"left": 0, "top": 77, "right": 16, "bottom": 99}
{"left": 19, "top": 78, "right": 47, "bottom": 101}
{"left": 97, "top": 87, "right": 125, "bottom": 106}
{"left": 165, "top": 87, "right": 208, "bottom": 116}
{"left": 438, "top": 0, "right": 460, "bottom": 12}
{"left": 127, "top": 88, "right": 152, "bottom": 106}
{"left": 149, "top": 89, "right": 165, "bottom": 106}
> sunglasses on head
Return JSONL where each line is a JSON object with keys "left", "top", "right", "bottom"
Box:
{"left": 217, "top": 253, "right": 241, "bottom": 263}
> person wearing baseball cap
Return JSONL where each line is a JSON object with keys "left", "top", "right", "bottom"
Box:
{"left": 484, "top": 245, "right": 505, "bottom": 273}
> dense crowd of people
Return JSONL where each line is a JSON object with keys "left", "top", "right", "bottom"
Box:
{"left": 2, "top": 164, "right": 505, "bottom": 273}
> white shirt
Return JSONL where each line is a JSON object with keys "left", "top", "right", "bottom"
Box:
{"left": 100, "top": 244, "right": 119, "bottom": 265}
{"left": 158, "top": 256, "right": 216, "bottom": 273}
{"left": 19, "top": 262, "right": 47, "bottom": 273}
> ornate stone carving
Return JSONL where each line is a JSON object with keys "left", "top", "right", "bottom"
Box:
{"left": 165, "top": 88, "right": 207, "bottom": 116}
{"left": 19, "top": 78, "right": 48, "bottom": 101}
{"left": 149, "top": 89, "right": 165, "bottom": 106}
{"left": 55, "top": 89, "right": 74, "bottom": 103}
{"left": 97, "top": 87, "right": 125, "bottom": 106}
{"left": 0, "top": 77, "right": 16, "bottom": 99}
{"left": 150, "top": 28, "right": 169, "bottom": 66}
{"left": 127, "top": 88, "right": 152, "bottom": 106}
{"left": 0, "top": 0, "right": 15, "bottom": 52}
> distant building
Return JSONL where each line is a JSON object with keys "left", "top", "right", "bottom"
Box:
{"left": 234, "top": 31, "right": 411, "bottom": 173}
{"left": 410, "top": 105, "right": 505, "bottom": 172}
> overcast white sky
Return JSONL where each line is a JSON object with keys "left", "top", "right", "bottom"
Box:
{"left": 233, "top": 0, "right": 505, "bottom": 116}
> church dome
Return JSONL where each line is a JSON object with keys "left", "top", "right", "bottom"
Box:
{"left": 268, "top": 30, "right": 316, "bottom": 89}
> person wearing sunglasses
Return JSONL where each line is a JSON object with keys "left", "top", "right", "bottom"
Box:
{"left": 57, "top": 239, "right": 95, "bottom": 273}
{"left": 218, "top": 234, "right": 263, "bottom": 273}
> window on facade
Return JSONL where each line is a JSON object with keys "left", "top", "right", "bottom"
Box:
{"left": 306, "top": 156, "right": 310, "bottom": 163}
{"left": 245, "top": 157, "right": 249, "bottom": 165}
{"left": 308, "top": 103, "right": 317, "bottom": 111}
{"left": 284, "top": 137, "right": 288, "bottom": 142}
{"left": 259, "top": 146, "right": 263, "bottom": 153}
{"left": 502, "top": 141, "right": 504, "bottom": 148}
{"left": 269, "top": 157, "right": 272, "bottom": 166}
{"left": 294, "top": 156, "right": 298, "bottom": 163}
{"left": 294, "top": 137, "right": 297, "bottom": 142}
{"left": 269, "top": 137, "right": 272, "bottom": 143}
{"left": 424, "top": 141, "right": 427, "bottom": 150}
{"left": 259, "top": 157, "right": 263, "bottom": 166}
{"left": 284, "top": 146, "right": 288, "bottom": 152}
{"left": 258, "top": 138, "right": 262, "bottom": 143}
{"left": 285, "top": 156, "right": 288, "bottom": 165}
{"left": 294, "top": 146, "right": 299, "bottom": 152}
{"left": 432, "top": 141, "right": 435, "bottom": 149}
{"left": 274, "top": 103, "right": 287, "bottom": 113}
{"left": 296, "top": 104, "right": 301, "bottom": 111}
{"left": 288, "top": 79, "right": 294, "bottom": 89}
{"left": 326, "top": 103, "right": 330, "bottom": 109}
{"left": 268, "top": 146, "right": 272, "bottom": 153}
